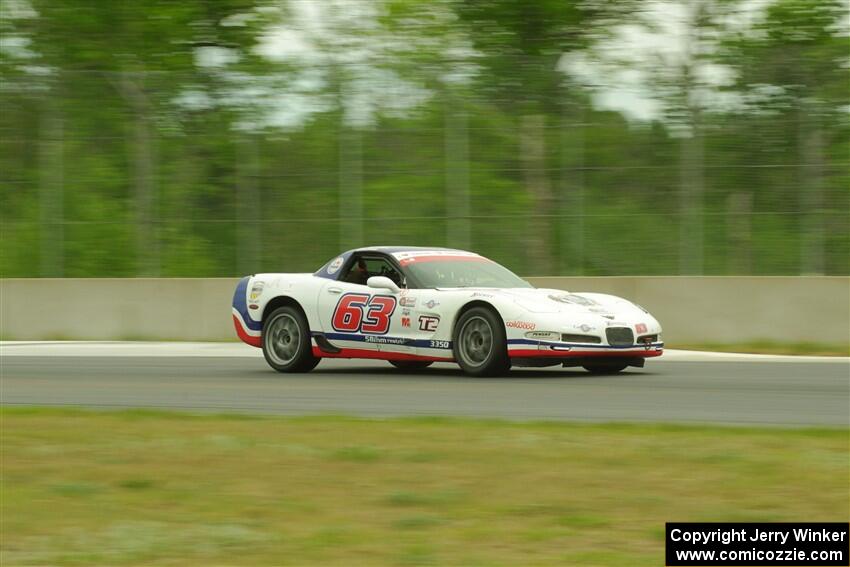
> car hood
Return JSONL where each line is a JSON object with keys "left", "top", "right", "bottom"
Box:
{"left": 438, "top": 287, "right": 648, "bottom": 319}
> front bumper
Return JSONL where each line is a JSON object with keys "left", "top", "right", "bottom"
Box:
{"left": 506, "top": 338, "right": 664, "bottom": 358}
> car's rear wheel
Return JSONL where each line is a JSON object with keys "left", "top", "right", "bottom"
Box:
{"left": 582, "top": 360, "right": 629, "bottom": 374}
{"left": 263, "top": 306, "right": 320, "bottom": 373}
{"left": 388, "top": 360, "right": 433, "bottom": 371}
{"left": 453, "top": 307, "right": 510, "bottom": 377}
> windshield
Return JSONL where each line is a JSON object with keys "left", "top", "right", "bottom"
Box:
{"left": 403, "top": 258, "right": 532, "bottom": 289}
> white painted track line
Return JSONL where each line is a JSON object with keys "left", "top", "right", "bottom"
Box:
{"left": 0, "top": 341, "right": 846, "bottom": 363}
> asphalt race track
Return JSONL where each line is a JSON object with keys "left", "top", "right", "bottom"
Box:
{"left": 1, "top": 343, "right": 848, "bottom": 426}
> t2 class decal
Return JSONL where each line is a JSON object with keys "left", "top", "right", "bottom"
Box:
{"left": 418, "top": 315, "right": 440, "bottom": 332}
{"left": 332, "top": 293, "right": 397, "bottom": 335}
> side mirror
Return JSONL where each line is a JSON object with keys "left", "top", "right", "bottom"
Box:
{"left": 367, "top": 276, "right": 401, "bottom": 294}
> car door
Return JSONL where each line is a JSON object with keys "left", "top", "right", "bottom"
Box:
{"left": 410, "top": 291, "right": 452, "bottom": 359}
{"left": 386, "top": 286, "right": 426, "bottom": 357}
{"left": 316, "top": 254, "right": 403, "bottom": 356}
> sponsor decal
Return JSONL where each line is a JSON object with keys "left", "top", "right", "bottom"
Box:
{"left": 249, "top": 280, "right": 265, "bottom": 301}
{"left": 399, "top": 296, "right": 417, "bottom": 308}
{"left": 471, "top": 292, "right": 494, "bottom": 299}
{"left": 249, "top": 304, "right": 259, "bottom": 310}
{"left": 579, "top": 324, "right": 593, "bottom": 332}
{"left": 327, "top": 256, "right": 344, "bottom": 274}
{"left": 635, "top": 323, "right": 648, "bottom": 334}
{"left": 401, "top": 316, "right": 411, "bottom": 328}
{"left": 526, "top": 331, "right": 559, "bottom": 340}
{"left": 418, "top": 315, "right": 440, "bottom": 332}
{"left": 506, "top": 320, "right": 537, "bottom": 330}
{"left": 424, "top": 299, "right": 440, "bottom": 309}
{"left": 364, "top": 335, "right": 408, "bottom": 345}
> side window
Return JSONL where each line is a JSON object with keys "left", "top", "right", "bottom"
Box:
{"left": 340, "top": 255, "right": 405, "bottom": 288}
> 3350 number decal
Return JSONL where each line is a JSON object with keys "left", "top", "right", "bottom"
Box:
{"left": 332, "top": 293, "right": 397, "bottom": 335}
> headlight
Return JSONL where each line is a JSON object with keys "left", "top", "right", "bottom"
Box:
{"left": 525, "top": 331, "right": 559, "bottom": 341}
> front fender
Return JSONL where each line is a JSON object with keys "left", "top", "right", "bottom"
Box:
{"left": 232, "top": 276, "right": 262, "bottom": 347}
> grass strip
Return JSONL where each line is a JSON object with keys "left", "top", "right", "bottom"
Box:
{"left": 2, "top": 408, "right": 848, "bottom": 566}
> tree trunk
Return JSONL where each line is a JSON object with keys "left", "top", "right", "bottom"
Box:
{"left": 120, "top": 71, "right": 158, "bottom": 276}
{"left": 559, "top": 104, "right": 584, "bottom": 275}
{"left": 445, "top": 94, "right": 471, "bottom": 250}
{"left": 726, "top": 192, "right": 752, "bottom": 274}
{"left": 799, "top": 111, "right": 825, "bottom": 274}
{"left": 678, "top": 0, "right": 706, "bottom": 275}
{"left": 678, "top": 125, "right": 704, "bottom": 275}
{"left": 39, "top": 92, "right": 63, "bottom": 277}
{"left": 520, "top": 114, "right": 554, "bottom": 275}
{"left": 338, "top": 124, "right": 364, "bottom": 250}
{"left": 236, "top": 134, "right": 261, "bottom": 274}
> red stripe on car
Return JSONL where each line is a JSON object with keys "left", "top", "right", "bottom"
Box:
{"left": 232, "top": 315, "right": 262, "bottom": 348}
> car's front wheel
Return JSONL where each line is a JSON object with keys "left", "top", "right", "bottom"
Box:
{"left": 388, "top": 360, "right": 433, "bottom": 371}
{"left": 453, "top": 307, "right": 510, "bottom": 377}
{"left": 262, "top": 306, "right": 320, "bottom": 373}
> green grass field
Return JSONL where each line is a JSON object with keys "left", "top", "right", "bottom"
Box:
{"left": 2, "top": 408, "right": 848, "bottom": 566}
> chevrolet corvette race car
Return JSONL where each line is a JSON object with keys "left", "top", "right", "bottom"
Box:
{"left": 232, "top": 247, "right": 663, "bottom": 376}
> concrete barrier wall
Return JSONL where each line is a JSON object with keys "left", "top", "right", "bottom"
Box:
{"left": 531, "top": 277, "right": 849, "bottom": 344}
{"left": 1, "top": 277, "right": 848, "bottom": 344}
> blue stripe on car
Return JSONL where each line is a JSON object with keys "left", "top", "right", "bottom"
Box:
{"left": 314, "top": 332, "right": 452, "bottom": 350}
{"left": 232, "top": 276, "right": 262, "bottom": 332}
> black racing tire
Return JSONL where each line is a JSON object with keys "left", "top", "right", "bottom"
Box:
{"left": 262, "top": 306, "right": 320, "bottom": 373}
{"left": 452, "top": 306, "right": 510, "bottom": 377}
{"left": 582, "top": 360, "right": 629, "bottom": 375}
{"left": 388, "top": 360, "right": 433, "bottom": 371}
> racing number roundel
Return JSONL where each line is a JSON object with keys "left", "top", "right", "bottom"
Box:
{"left": 332, "top": 293, "right": 396, "bottom": 335}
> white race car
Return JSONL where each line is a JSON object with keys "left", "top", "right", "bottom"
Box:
{"left": 232, "top": 247, "right": 663, "bottom": 376}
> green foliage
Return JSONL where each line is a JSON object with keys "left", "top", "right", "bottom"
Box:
{"left": 0, "top": 0, "right": 847, "bottom": 277}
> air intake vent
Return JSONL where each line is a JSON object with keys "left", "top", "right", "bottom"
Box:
{"left": 561, "top": 333, "right": 602, "bottom": 344}
{"left": 605, "top": 327, "right": 634, "bottom": 346}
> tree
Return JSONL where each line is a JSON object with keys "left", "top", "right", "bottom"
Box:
{"left": 560, "top": 0, "right": 750, "bottom": 274}
{"left": 722, "top": 0, "right": 849, "bottom": 274}
{"left": 454, "top": 0, "right": 593, "bottom": 274}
